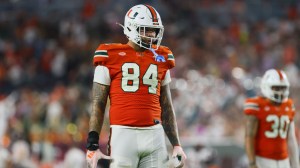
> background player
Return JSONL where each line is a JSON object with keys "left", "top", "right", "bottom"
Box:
{"left": 244, "top": 69, "right": 299, "bottom": 168}
{"left": 86, "top": 4, "right": 186, "bottom": 168}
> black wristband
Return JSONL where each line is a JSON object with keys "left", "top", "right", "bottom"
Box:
{"left": 86, "top": 131, "right": 99, "bottom": 151}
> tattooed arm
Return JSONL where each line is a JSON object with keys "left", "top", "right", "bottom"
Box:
{"left": 160, "top": 84, "right": 187, "bottom": 166}
{"left": 160, "top": 84, "right": 180, "bottom": 146}
{"left": 86, "top": 82, "right": 111, "bottom": 168}
{"left": 245, "top": 115, "right": 258, "bottom": 168}
{"left": 89, "top": 82, "right": 110, "bottom": 134}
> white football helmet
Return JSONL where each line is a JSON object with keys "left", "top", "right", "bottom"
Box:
{"left": 260, "top": 69, "right": 290, "bottom": 103}
{"left": 122, "top": 4, "right": 164, "bottom": 50}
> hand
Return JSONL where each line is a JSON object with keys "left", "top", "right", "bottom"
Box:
{"left": 86, "top": 149, "right": 112, "bottom": 168}
{"left": 172, "top": 146, "right": 187, "bottom": 168}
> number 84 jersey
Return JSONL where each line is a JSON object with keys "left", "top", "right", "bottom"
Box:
{"left": 244, "top": 96, "right": 296, "bottom": 160}
{"left": 93, "top": 43, "right": 175, "bottom": 127}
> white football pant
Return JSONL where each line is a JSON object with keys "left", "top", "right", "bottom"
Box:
{"left": 256, "top": 156, "right": 290, "bottom": 168}
{"left": 109, "top": 124, "right": 169, "bottom": 168}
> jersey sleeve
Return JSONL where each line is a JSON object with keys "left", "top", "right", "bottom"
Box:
{"left": 161, "top": 70, "right": 171, "bottom": 86}
{"left": 93, "top": 65, "right": 111, "bottom": 85}
{"left": 244, "top": 98, "right": 260, "bottom": 116}
{"left": 93, "top": 44, "right": 109, "bottom": 66}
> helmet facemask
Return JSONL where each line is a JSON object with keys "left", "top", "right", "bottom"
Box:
{"left": 270, "top": 86, "right": 289, "bottom": 103}
{"left": 137, "top": 26, "right": 164, "bottom": 50}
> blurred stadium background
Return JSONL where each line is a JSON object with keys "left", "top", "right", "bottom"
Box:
{"left": 0, "top": 0, "right": 300, "bottom": 167}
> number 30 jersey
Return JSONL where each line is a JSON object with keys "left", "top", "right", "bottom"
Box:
{"left": 244, "top": 96, "right": 296, "bottom": 160}
{"left": 93, "top": 43, "right": 175, "bottom": 127}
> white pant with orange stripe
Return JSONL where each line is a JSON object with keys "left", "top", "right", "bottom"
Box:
{"left": 256, "top": 156, "right": 290, "bottom": 168}
{"left": 109, "top": 124, "right": 169, "bottom": 168}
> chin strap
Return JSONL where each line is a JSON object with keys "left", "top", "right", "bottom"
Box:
{"left": 149, "top": 48, "right": 166, "bottom": 62}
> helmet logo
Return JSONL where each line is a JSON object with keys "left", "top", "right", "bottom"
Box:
{"left": 127, "top": 9, "right": 132, "bottom": 17}
{"left": 128, "top": 11, "right": 139, "bottom": 19}
{"left": 127, "top": 9, "right": 139, "bottom": 19}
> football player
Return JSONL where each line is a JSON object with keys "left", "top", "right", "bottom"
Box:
{"left": 86, "top": 4, "right": 186, "bottom": 168}
{"left": 244, "top": 69, "right": 299, "bottom": 168}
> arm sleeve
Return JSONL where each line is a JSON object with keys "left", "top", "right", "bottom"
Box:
{"left": 93, "top": 65, "right": 111, "bottom": 85}
{"left": 161, "top": 70, "right": 171, "bottom": 86}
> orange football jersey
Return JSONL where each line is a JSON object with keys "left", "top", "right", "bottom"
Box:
{"left": 93, "top": 43, "right": 175, "bottom": 127}
{"left": 244, "top": 96, "right": 296, "bottom": 160}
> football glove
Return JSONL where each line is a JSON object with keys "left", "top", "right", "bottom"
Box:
{"left": 86, "top": 149, "right": 112, "bottom": 168}
{"left": 86, "top": 131, "right": 112, "bottom": 168}
{"left": 172, "top": 146, "right": 187, "bottom": 168}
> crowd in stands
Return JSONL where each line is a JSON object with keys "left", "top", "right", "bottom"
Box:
{"left": 0, "top": 0, "right": 299, "bottom": 167}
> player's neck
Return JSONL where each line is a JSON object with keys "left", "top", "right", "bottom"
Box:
{"left": 127, "top": 41, "right": 146, "bottom": 52}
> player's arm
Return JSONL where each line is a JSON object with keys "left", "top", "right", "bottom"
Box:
{"left": 87, "top": 82, "right": 110, "bottom": 149}
{"left": 160, "top": 84, "right": 187, "bottom": 167}
{"left": 89, "top": 82, "right": 110, "bottom": 134}
{"left": 86, "top": 82, "right": 111, "bottom": 168}
{"left": 245, "top": 115, "right": 258, "bottom": 168}
{"left": 86, "top": 63, "right": 111, "bottom": 168}
{"left": 160, "top": 83, "right": 180, "bottom": 146}
{"left": 287, "top": 121, "right": 300, "bottom": 168}
{"left": 88, "top": 63, "right": 111, "bottom": 144}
